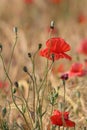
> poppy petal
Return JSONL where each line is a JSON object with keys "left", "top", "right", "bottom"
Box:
{"left": 39, "top": 48, "right": 72, "bottom": 61}
{"left": 39, "top": 48, "right": 50, "bottom": 59}
{"left": 53, "top": 110, "right": 61, "bottom": 115}
{"left": 46, "top": 38, "right": 71, "bottom": 53}
{"left": 61, "top": 53, "right": 72, "bottom": 60}
{"left": 64, "top": 120, "right": 75, "bottom": 127}
{"left": 50, "top": 115, "right": 62, "bottom": 126}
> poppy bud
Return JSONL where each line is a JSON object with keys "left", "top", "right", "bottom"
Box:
{"left": 23, "top": 66, "right": 28, "bottom": 72}
{"left": 14, "top": 81, "right": 19, "bottom": 88}
{"left": 0, "top": 44, "right": 2, "bottom": 52}
{"left": 38, "top": 43, "right": 42, "bottom": 49}
{"left": 50, "top": 21, "right": 55, "bottom": 29}
{"left": 60, "top": 73, "right": 68, "bottom": 80}
{"left": 13, "top": 27, "right": 18, "bottom": 34}
{"left": 28, "top": 52, "right": 31, "bottom": 58}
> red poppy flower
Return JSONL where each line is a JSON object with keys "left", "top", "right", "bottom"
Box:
{"left": 77, "top": 14, "right": 87, "bottom": 24}
{"left": 24, "top": 0, "right": 33, "bottom": 4}
{"left": 50, "top": 0, "right": 62, "bottom": 4}
{"left": 77, "top": 39, "right": 87, "bottom": 55}
{"left": 52, "top": 64, "right": 64, "bottom": 74}
{"left": 50, "top": 110, "right": 75, "bottom": 127}
{"left": 68, "top": 62, "right": 87, "bottom": 77}
{"left": 0, "top": 81, "right": 8, "bottom": 89}
{"left": 84, "top": 59, "right": 87, "bottom": 68}
{"left": 39, "top": 37, "right": 72, "bottom": 61}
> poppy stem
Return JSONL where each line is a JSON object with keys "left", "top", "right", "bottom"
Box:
{"left": 62, "top": 80, "right": 66, "bottom": 129}
{"left": 63, "top": 80, "right": 66, "bottom": 111}
{"left": 3, "top": 27, "right": 18, "bottom": 86}
{"left": 74, "top": 126, "right": 76, "bottom": 130}
{"left": 83, "top": 127, "right": 86, "bottom": 130}
{"left": 0, "top": 53, "right": 31, "bottom": 130}
{"left": 58, "top": 126, "right": 60, "bottom": 130}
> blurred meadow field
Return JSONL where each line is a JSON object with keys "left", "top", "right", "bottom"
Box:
{"left": 0, "top": 0, "right": 87, "bottom": 130}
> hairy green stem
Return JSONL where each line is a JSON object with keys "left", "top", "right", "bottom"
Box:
{"left": 0, "top": 53, "right": 31, "bottom": 130}
{"left": 3, "top": 29, "right": 18, "bottom": 83}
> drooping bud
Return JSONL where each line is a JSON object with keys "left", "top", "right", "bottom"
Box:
{"left": 38, "top": 43, "right": 42, "bottom": 50}
{"left": 23, "top": 66, "right": 28, "bottom": 72}
{"left": 28, "top": 52, "right": 32, "bottom": 58}
{"left": 14, "top": 81, "right": 19, "bottom": 88}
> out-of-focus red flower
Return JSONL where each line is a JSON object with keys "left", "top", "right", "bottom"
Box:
{"left": 68, "top": 62, "right": 87, "bottom": 77}
{"left": 77, "top": 39, "right": 87, "bottom": 55}
{"left": 0, "top": 81, "right": 8, "bottom": 89}
{"left": 50, "top": 0, "right": 62, "bottom": 4}
{"left": 24, "top": 0, "right": 33, "bottom": 4}
{"left": 77, "top": 14, "right": 87, "bottom": 24}
{"left": 84, "top": 59, "right": 87, "bottom": 68}
{"left": 39, "top": 37, "right": 72, "bottom": 61}
{"left": 52, "top": 64, "right": 64, "bottom": 74}
{"left": 50, "top": 110, "right": 75, "bottom": 127}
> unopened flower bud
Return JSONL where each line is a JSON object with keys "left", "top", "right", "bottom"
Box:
{"left": 0, "top": 44, "right": 2, "bottom": 52}
{"left": 13, "top": 27, "right": 18, "bottom": 34}
{"left": 60, "top": 73, "right": 68, "bottom": 80}
{"left": 50, "top": 21, "right": 55, "bottom": 29}
{"left": 14, "top": 81, "right": 19, "bottom": 88}
{"left": 38, "top": 43, "right": 42, "bottom": 49}
{"left": 23, "top": 66, "right": 28, "bottom": 72}
{"left": 28, "top": 53, "right": 31, "bottom": 58}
